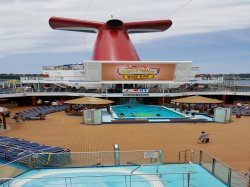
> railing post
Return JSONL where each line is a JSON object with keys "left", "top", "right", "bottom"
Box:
{"left": 65, "top": 177, "right": 69, "bottom": 187}
{"left": 228, "top": 168, "right": 232, "bottom": 187}
{"left": 124, "top": 176, "right": 127, "bottom": 187}
{"left": 199, "top": 150, "right": 203, "bottom": 165}
{"left": 191, "top": 150, "right": 194, "bottom": 163}
{"left": 212, "top": 158, "right": 216, "bottom": 175}
{"left": 187, "top": 172, "right": 190, "bottom": 187}
{"left": 113, "top": 144, "right": 120, "bottom": 166}
{"left": 178, "top": 151, "right": 181, "bottom": 162}
{"left": 27, "top": 155, "right": 34, "bottom": 169}
{"left": 159, "top": 150, "right": 164, "bottom": 164}
{"left": 69, "top": 177, "right": 72, "bottom": 187}
{"left": 130, "top": 175, "right": 132, "bottom": 187}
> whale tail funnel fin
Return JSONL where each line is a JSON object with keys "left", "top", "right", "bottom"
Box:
{"left": 49, "top": 17, "right": 172, "bottom": 61}
{"left": 49, "top": 16, "right": 104, "bottom": 33}
{"left": 125, "top": 20, "right": 172, "bottom": 34}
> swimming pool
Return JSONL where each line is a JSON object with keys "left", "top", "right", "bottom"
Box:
{"left": 4, "top": 164, "right": 226, "bottom": 187}
{"left": 111, "top": 105, "right": 186, "bottom": 119}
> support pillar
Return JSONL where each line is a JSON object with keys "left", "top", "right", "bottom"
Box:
{"left": 107, "top": 104, "right": 111, "bottom": 113}
{"left": 113, "top": 144, "right": 120, "bottom": 166}
{"left": 32, "top": 96, "right": 36, "bottom": 107}
{"left": 222, "top": 95, "right": 226, "bottom": 103}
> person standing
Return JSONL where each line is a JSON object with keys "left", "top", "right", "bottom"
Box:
{"left": 13, "top": 113, "right": 24, "bottom": 125}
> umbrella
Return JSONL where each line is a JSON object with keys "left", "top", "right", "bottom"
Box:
{"left": 65, "top": 97, "right": 114, "bottom": 105}
{"left": 0, "top": 107, "right": 10, "bottom": 130}
{"left": 0, "top": 107, "right": 9, "bottom": 113}
{"left": 172, "top": 95, "right": 223, "bottom": 104}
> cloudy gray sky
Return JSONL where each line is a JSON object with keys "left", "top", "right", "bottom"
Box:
{"left": 0, "top": 0, "right": 250, "bottom": 73}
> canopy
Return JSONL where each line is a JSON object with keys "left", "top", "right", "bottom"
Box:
{"left": 0, "top": 107, "right": 9, "bottom": 113}
{"left": 171, "top": 95, "right": 223, "bottom": 104}
{"left": 64, "top": 97, "right": 114, "bottom": 105}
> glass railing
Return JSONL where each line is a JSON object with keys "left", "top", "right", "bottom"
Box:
{"left": 0, "top": 154, "right": 31, "bottom": 185}
{"left": 1, "top": 149, "right": 249, "bottom": 187}
{"left": 199, "top": 150, "right": 249, "bottom": 187}
{"left": 31, "top": 150, "right": 163, "bottom": 169}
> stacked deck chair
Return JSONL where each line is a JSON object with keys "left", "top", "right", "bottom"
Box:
{"left": 20, "top": 104, "right": 69, "bottom": 120}
{"left": 0, "top": 136, "right": 70, "bottom": 168}
{"left": 229, "top": 105, "right": 250, "bottom": 116}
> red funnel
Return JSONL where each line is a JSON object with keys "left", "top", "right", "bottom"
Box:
{"left": 49, "top": 17, "right": 172, "bottom": 61}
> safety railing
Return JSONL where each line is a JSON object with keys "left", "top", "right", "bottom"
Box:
{"left": 1, "top": 149, "right": 249, "bottom": 187}
{"left": 0, "top": 171, "right": 196, "bottom": 187}
{"left": 178, "top": 149, "right": 194, "bottom": 163}
{"left": 31, "top": 150, "right": 163, "bottom": 169}
{"left": 199, "top": 149, "right": 249, "bottom": 187}
{"left": 0, "top": 154, "right": 32, "bottom": 184}
{"left": 6, "top": 82, "right": 250, "bottom": 95}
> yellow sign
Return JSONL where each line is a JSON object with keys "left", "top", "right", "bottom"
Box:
{"left": 123, "top": 74, "right": 154, "bottom": 79}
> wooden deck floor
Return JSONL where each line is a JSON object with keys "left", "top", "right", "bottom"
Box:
{"left": 1, "top": 106, "right": 250, "bottom": 172}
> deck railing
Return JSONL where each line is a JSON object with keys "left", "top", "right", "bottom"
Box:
{"left": 0, "top": 171, "right": 196, "bottom": 187}
{"left": 199, "top": 149, "right": 249, "bottom": 187}
{"left": 31, "top": 150, "right": 163, "bottom": 169}
{"left": 0, "top": 154, "right": 32, "bottom": 184}
{"left": 1, "top": 149, "right": 249, "bottom": 187}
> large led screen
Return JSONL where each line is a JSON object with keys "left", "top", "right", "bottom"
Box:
{"left": 102, "top": 63, "right": 176, "bottom": 81}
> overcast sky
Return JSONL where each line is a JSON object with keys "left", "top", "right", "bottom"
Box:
{"left": 0, "top": 0, "right": 250, "bottom": 74}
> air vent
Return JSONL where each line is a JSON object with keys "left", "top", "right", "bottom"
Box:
{"left": 106, "top": 19, "right": 123, "bottom": 28}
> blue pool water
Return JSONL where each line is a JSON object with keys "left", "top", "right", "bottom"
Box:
{"left": 4, "top": 164, "right": 226, "bottom": 187}
{"left": 112, "top": 105, "right": 185, "bottom": 118}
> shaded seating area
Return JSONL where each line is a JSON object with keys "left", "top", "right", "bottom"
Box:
{"left": 171, "top": 95, "right": 223, "bottom": 115}
{"left": 0, "top": 136, "right": 70, "bottom": 167}
{"left": 65, "top": 97, "right": 114, "bottom": 115}
{"left": 19, "top": 104, "right": 69, "bottom": 120}
{"left": 65, "top": 104, "right": 102, "bottom": 115}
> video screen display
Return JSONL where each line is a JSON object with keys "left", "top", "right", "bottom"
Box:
{"left": 102, "top": 63, "right": 176, "bottom": 81}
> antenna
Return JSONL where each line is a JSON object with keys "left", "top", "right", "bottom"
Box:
{"left": 162, "top": 0, "right": 193, "bottom": 18}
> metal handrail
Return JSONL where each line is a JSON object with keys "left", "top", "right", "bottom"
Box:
{"left": 0, "top": 171, "right": 197, "bottom": 181}
{"left": 178, "top": 149, "right": 194, "bottom": 163}
{"left": 34, "top": 150, "right": 162, "bottom": 155}
{"left": 1, "top": 172, "right": 195, "bottom": 187}
{"left": 130, "top": 165, "right": 142, "bottom": 174}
